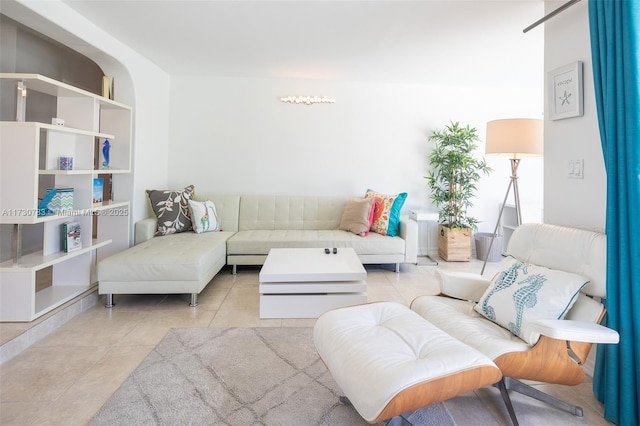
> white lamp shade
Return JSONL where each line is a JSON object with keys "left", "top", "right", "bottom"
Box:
{"left": 486, "top": 118, "right": 543, "bottom": 157}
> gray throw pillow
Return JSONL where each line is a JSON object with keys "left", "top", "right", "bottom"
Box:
{"left": 146, "top": 185, "right": 195, "bottom": 235}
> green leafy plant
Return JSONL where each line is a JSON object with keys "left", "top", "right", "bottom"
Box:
{"left": 426, "top": 121, "right": 492, "bottom": 230}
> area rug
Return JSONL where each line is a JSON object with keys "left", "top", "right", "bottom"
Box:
{"left": 90, "top": 327, "right": 457, "bottom": 426}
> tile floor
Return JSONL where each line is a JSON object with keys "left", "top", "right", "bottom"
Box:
{"left": 0, "top": 259, "right": 612, "bottom": 425}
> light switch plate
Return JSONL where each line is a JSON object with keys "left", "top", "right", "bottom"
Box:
{"left": 568, "top": 159, "right": 584, "bottom": 179}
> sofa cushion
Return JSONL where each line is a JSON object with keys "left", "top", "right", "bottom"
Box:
{"left": 238, "top": 195, "right": 349, "bottom": 231}
{"left": 147, "top": 185, "right": 195, "bottom": 235}
{"left": 188, "top": 199, "right": 220, "bottom": 234}
{"left": 339, "top": 197, "right": 373, "bottom": 236}
{"left": 474, "top": 262, "right": 589, "bottom": 344}
{"left": 226, "top": 229, "right": 405, "bottom": 255}
{"left": 364, "top": 190, "right": 407, "bottom": 237}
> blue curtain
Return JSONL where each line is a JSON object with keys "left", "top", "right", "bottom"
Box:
{"left": 589, "top": 1, "right": 640, "bottom": 425}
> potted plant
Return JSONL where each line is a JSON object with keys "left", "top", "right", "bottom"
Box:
{"left": 426, "top": 121, "right": 492, "bottom": 261}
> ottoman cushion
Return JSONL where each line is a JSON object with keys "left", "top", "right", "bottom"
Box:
{"left": 313, "top": 301, "right": 502, "bottom": 423}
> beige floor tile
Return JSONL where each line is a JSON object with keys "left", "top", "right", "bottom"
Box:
{"left": 117, "top": 323, "right": 174, "bottom": 347}
{"left": 196, "top": 286, "right": 231, "bottom": 309}
{"left": 57, "top": 345, "right": 154, "bottom": 402}
{"left": 1, "top": 346, "right": 108, "bottom": 402}
{"left": 232, "top": 272, "right": 262, "bottom": 288}
{"left": 219, "top": 287, "right": 260, "bottom": 309}
{"left": 205, "top": 270, "right": 237, "bottom": 289}
{"left": 366, "top": 285, "right": 406, "bottom": 304}
{"left": 0, "top": 401, "right": 52, "bottom": 425}
{"left": 140, "top": 307, "right": 217, "bottom": 328}
{"left": 32, "top": 398, "right": 106, "bottom": 426}
{"left": 282, "top": 318, "right": 318, "bottom": 327}
{"left": 32, "top": 318, "right": 140, "bottom": 348}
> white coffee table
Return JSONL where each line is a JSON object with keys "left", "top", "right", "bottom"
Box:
{"left": 259, "top": 247, "right": 367, "bottom": 318}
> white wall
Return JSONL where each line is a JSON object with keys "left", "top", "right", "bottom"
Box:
{"left": 6, "top": 0, "right": 172, "bottom": 233}
{"left": 543, "top": 0, "right": 606, "bottom": 231}
{"left": 169, "top": 76, "right": 543, "bottom": 252}
{"left": 6, "top": 0, "right": 548, "bottom": 252}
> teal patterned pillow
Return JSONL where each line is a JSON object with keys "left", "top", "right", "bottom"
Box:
{"left": 474, "top": 262, "right": 589, "bottom": 345}
{"left": 146, "top": 185, "right": 195, "bottom": 236}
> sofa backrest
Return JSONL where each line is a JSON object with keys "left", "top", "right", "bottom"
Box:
{"left": 195, "top": 195, "right": 241, "bottom": 232}
{"left": 238, "top": 195, "right": 351, "bottom": 231}
{"left": 506, "top": 223, "right": 606, "bottom": 299}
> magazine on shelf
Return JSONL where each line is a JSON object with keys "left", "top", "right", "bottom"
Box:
{"left": 62, "top": 222, "right": 82, "bottom": 253}
{"left": 93, "top": 178, "right": 104, "bottom": 205}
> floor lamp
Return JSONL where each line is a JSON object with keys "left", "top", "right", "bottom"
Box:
{"left": 481, "top": 118, "right": 543, "bottom": 275}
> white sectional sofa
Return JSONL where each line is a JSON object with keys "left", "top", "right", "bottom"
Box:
{"left": 98, "top": 194, "right": 417, "bottom": 305}
{"left": 226, "top": 195, "right": 417, "bottom": 274}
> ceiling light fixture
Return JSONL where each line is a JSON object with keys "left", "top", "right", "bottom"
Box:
{"left": 280, "top": 95, "right": 336, "bottom": 105}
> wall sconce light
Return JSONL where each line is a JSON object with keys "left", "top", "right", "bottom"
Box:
{"left": 280, "top": 95, "right": 336, "bottom": 105}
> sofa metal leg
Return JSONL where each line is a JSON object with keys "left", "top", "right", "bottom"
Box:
{"left": 105, "top": 294, "right": 114, "bottom": 308}
{"left": 395, "top": 262, "right": 400, "bottom": 273}
{"left": 503, "top": 377, "right": 584, "bottom": 417}
{"left": 189, "top": 293, "right": 198, "bottom": 307}
{"left": 231, "top": 264, "right": 237, "bottom": 275}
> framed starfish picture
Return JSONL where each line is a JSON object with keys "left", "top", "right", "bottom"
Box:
{"left": 548, "top": 61, "right": 583, "bottom": 120}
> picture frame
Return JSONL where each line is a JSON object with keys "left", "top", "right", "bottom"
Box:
{"left": 548, "top": 61, "right": 583, "bottom": 120}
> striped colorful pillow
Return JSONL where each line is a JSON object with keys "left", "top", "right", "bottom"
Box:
{"left": 364, "top": 189, "right": 407, "bottom": 236}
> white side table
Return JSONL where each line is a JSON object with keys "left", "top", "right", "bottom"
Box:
{"left": 409, "top": 210, "right": 439, "bottom": 265}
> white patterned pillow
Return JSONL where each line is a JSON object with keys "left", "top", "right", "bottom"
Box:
{"left": 188, "top": 200, "right": 220, "bottom": 234}
{"left": 474, "top": 262, "right": 589, "bottom": 345}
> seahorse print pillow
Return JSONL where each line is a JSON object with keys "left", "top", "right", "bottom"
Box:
{"left": 474, "top": 261, "right": 589, "bottom": 345}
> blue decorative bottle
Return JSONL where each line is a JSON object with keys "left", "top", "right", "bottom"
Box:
{"left": 102, "top": 139, "right": 111, "bottom": 169}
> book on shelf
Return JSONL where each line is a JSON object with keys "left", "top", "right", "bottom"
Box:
{"left": 62, "top": 222, "right": 82, "bottom": 252}
{"left": 93, "top": 178, "right": 104, "bottom": 205}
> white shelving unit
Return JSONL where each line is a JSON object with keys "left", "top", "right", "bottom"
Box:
{"left": 0, "top": 73, "right": 132, "bottom": 322}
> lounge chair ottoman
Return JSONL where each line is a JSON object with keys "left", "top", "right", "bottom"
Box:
{"left": 313, "top": 301, "right": 502, "bottom": 424}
